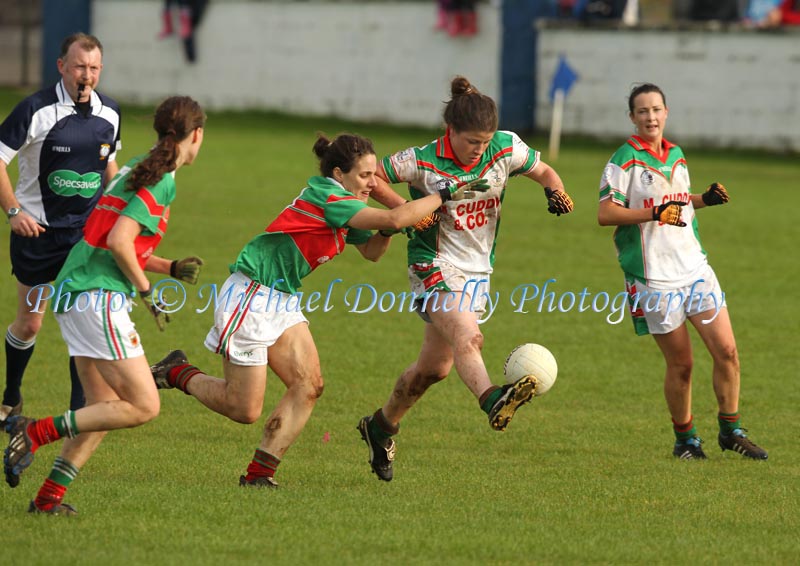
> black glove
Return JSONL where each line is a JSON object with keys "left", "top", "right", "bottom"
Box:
{"left": 170, "top": 256, "right": 204, "bottom": 285}
{"left": 140, "top": 288, "right": 171, "bottom": 331}
{"left": 439, "top": 178, "right": 490, "bottom": 202}
{"left": 544, "top": 187, "right": 574, "bottom": 216}
{"left": 652, "top": 201, "right": 686, "bottom": 227}
{"left": 701, "top": 182, "right": 729, "bottom": 206}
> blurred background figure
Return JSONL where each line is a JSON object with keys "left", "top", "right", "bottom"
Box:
{"left": 743, "top": 0, "right": 782, "bottom": 26}
{"left": 157, "top": 0, "right": 209, "bottom": 63}
{"left": 435, "top": 0, "right": 478, "bottom": 37}
{"left": 770, "top": 0, "right": 800, "bottom": 24}
{"left": 688, "top": 0, "right": 741, "bottom": 21}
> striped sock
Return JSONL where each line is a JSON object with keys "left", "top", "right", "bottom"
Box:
{"left": 673, "top": 417, "right": 697, "bottom": 442}
{"left": 245, "top": 449, "right": 280, "bottom": 481}
{"left": 34, "top": 457, "right": 80, "bottom": 511}
{"left": 26, "top": 417, "right": 61, "bottom": 451}
{"left": 53, "top": 410, "right": 79, "bottom": 438}
{"left": 3, "top": 328, "right": 35, "bottom": 407}
{"left": 718, "top": 412, "right": 741, "bottom": 436}
{"left": 479, "top": 386, "right": 503, "bottom": 414}
{"left": 168, "top": 364, "right": 203, "bottom": 395}
{"left": 367, "top": 409, "right": 398, "bottom": 444}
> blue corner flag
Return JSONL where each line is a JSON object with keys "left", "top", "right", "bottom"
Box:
{"left": 549, "top": 55, "right": 578, "bottom": 103}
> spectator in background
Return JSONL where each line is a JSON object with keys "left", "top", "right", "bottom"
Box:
{"left": 573, "top": 0, "right": 629, "bottom": 21}
{"left": 157, "top": 0, "right": 209, "bottom": 63}
{"left": 743, "top": 0, "right": 782, "bottom": 26}
{"left": 435, "top": 0, "right": 478, "bottom": 37}
{"left": 689, "top": 0, "right": 741, "bottom": 21}
{"left": 770, "top": 0, "right": 800, "bottom": 24}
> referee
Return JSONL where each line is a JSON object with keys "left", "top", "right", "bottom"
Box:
{"left": 0, "top": 33, "right": 122, "bottom": 424}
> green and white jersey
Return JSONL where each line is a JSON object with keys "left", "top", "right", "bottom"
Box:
{"left": 599, "top": 135, "right": 707, "bottom": 289}
{"left": 53, "top": 154, "right": 176, "bottom": 311}
{"left": 382, "top": 130, "right": 538, "bottom": 273}
{"left": 230, "top": 176, "right": 372, "bottom": 294}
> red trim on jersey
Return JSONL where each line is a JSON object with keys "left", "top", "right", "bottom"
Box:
{"left": 416, "top": 160, "right": 460, "bottom": 180}
{"left": 439, "top": 128, "right": 480, "bottom": 172}
{"left": 135, "top": 188, "right": 166, "bottom": 217}
{"left": 620, "top": 159, "right": 668, "bottom": 180}
{"left": 478, "top": 146, "right": 513, "bottom": 177}
{"left": 423, "top": 270, "right": 444, "bottom": 288}
{"left": 628, "top": 135, "right": 676, "bottom": 164}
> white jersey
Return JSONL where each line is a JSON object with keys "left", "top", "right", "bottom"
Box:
{"left": 599, "top": 135, "right": 707, "bottom": 288}
{"left": 382, "top": 130, "right": 539, "bottom": 273}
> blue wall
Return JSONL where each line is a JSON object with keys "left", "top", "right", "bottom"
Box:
{"left": 41, "top": 0, "right": 92, "bottom": 86}
{"left": 499, "top": 0, "right": 554, "bottom": 133}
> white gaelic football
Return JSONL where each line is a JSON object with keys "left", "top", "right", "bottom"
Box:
{"left": 503, "top": 343, "right": 558, "bottom": 396}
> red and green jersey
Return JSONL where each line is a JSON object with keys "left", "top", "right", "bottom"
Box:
{"left": 599, "top": 136, "right": 707, "bottom": 288}
{"left": 53, "top": 154, "right": 175, "bottom": 309}
{"left": 382, "top": 130, "right": 538, "bottom": 273}
{"left": 230, "top": 176, "right": 372, "bottom": 294}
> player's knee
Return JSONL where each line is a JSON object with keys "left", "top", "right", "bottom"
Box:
{"left": 133, "top": 397, "right": 160, "bottom": 425}
{"left": 231, "top": 402, "right": 263, "bottom": 424}
{"left": 11, "top": 316, "right": 43, "bottom": 342}
{"left": 668, "top": 359, "right": 693, "bottom": 383}
{"left": 299, "top": 373, "right": 324, "bottom": 402}
{"left": 715, "top": 343, "right": 739, "bottom": 369}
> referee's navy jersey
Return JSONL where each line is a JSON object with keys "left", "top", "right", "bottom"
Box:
{"left": 0, "top": 80, "right": 122, "bottom": 229}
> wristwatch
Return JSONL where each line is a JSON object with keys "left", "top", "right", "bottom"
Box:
{"left": 6, "top": 207, "right": 21, "bottom": 219}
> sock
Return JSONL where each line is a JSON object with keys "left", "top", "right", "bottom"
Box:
{"left": 68, "top": 357, "right": 86, "bottom": 410}
{"left": 718, "top": 412, "right": 741, "bottom": 436}
{"left": 167, "top": 364, "right": 202, "bottom": 394}
{"left": 479, "top": 386, "right": 503, "bottom": 414}
{"left": 673, "top": 417, "right": 697, "bottom": 442}
{"left": 3, "top": 328, "right": 36, "bottom": 407}
{"left": 245, "top": 449, "right": 280, "bottom": 481}
{"left": 34, "top": 457, "right": 80, "bottom": 511}
{"left": 367, "top": 408, "right": 398, "bottom": 444}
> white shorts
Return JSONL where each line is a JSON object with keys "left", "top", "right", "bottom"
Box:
{"left": 408, "top": 259, "right": 490, "bottom": 323}
{"left": 204, "top": 272, "right": 308, "bottom": 366}
{"left": 628, "top": 264, "right": 727, "bottom": 335}
{"left": 55, "top": 291, "right": 145, "bottom": 360}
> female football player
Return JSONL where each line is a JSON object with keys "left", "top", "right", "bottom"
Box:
{"left": 149, "top": 132, "right": 485, "bottom": 488}
{"left": 3, "top": 96, "right": 207, "bottom": 514}
{"left": 357, "top": 76, "right": 574, "bottom": 482}
{"left": 597, "top": 83, "right": 767, "bottom": 461}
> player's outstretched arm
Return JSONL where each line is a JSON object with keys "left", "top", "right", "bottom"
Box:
{"left": 524, "top": 161, "right": 574, "bottom": 215}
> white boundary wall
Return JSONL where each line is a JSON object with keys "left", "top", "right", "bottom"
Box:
{"left": 537, "top": 27, "right": 800, "bottom": 152}
{"left": 93, "top": 2, "right": 800, "bottom": 150}
{"left": 93, "top": 1, "right": 501, "bottom": 128}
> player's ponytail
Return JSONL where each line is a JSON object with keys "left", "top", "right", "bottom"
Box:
{"left": 313, "top": 132, "right": 375, "bottom": 178}
{"left": 127, "top": 96, "right": 206, "bottom": 191}
{"left": 443, "top": 76, "right": 498, "bottom": 134}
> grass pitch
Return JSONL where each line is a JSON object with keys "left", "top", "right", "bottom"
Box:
{"left": 1, "top": 88, "right": 798, "bottom": 565}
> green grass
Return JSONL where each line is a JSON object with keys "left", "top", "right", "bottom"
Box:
{"left": 1, "top": 87, "right": 799, "bottom": 565}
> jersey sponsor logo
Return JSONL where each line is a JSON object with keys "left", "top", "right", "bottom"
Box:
{"left": 234, "top": 350, "right": 254, "bottom": 358}
{"left": 99, "top": 144, "right": 111, "bottom": 160}
{"left": 394, "top": 149, "right": 414, "bottom": 163}
{"left": 640, "top": 170, "right": 655, "bottom": 185}
{"left": 453, "top": 196, "right": 501, "bottom": 231}
{"left": 47, "top": 170, "right": 102, "bottom": 198}
{"left": 52, "top": 145, "right": 71, "bottom": 153}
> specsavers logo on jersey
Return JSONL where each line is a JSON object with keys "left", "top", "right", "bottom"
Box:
{"left": 47, "top": 170, "right": 102, "bottom": 198}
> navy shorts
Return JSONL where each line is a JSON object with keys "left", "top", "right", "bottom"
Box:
{"left": 9, "top": 227, "right": 84, "bottom": 286}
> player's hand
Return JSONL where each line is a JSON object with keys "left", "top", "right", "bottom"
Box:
{"left": 439, "top": 178, "right": 490, "bottom": 202}
{"left": 652, "top": 201, "right": 686, "bottom": 227}
{"left": 170, "top": 256, "right": 204, "bottom": 285}
{"left": 701, "top": 182, "right": 729, "bottom": 206}
{"left": 544, "top": 187, "right": 574, "bottom": 216}
{"left": 411, "top": 211, "right": 440, "bottom": 233}
{"left": 140, "top": 288, "right": 171, "bottom": 331}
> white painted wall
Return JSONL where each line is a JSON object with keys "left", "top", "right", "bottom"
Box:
{"left": 537, "top": 28, "right": 800, "bottom": 152}
{"left": 93, "top": 1, "right": 501, "bottom": 128}
{"left": 93, "top": 2, "right": 800, "bottom": 151}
